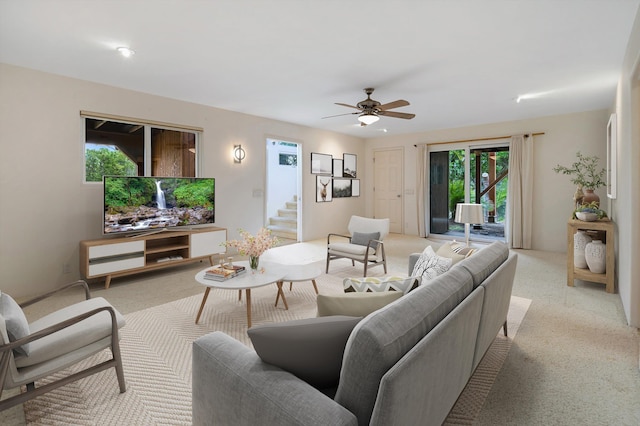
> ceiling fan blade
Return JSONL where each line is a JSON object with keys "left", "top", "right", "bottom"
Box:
{"left": 378, "top": 110, "right": 415, "bottom": 119}
{"left": 335, "top": 102, "right": 362, "bottom": 110}
{"left": 377, "top": 99, "right": 409, "bottom": 110}
{"left": 322, "top": 112, "right": 359, "bottom": 119}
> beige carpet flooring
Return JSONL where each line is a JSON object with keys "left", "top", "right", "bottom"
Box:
{"left": 19, "top": 261, "right": 530, "bottom": 425}
{"left": 2, "top": 234, "right": 638, "bottom": 425}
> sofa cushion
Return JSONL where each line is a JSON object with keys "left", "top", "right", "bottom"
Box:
{"left": 247, "top": 316, "right": 362, "bottom": 389}
{"left": 317, "top": 292, "right": 403, "bottom": 317}
{"left": 334, "top": 266, "right": 474, "bottom": 424}
{"left": 343, "top": 276, "right": 421, "bottom": 294}
{"left": 351, "top": 232, "right": 380, "bottom": 249}
{"left": 458, "top": 241, "right": 509, "bottom": 288}
{"left": 411, "top": 245, "right": 452, "bottom": 280}
{"left": 0, "top": 292, "right": 31, "bottom": 356}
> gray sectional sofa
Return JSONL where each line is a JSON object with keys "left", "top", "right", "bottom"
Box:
{"left": 192, "top": 241, "right": 517, "bottom": 426}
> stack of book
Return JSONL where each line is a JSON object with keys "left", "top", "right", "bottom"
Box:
{"left": 203, "top": 264, "right": 246, "bottom": 281}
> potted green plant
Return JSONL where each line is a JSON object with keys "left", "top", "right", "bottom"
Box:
{"left": 573, "top": 201, "right": 607, "bottom": 222}
{"left": 553, "top": 151, "right": 606, "bottom": 205}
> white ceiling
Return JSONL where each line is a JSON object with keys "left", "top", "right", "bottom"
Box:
{"left": 1, "top": 1, "right": 638, "bottom": 138}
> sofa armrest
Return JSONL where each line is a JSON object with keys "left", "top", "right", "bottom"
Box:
{"left": 193, "top": 331, "right": 358, "bottom": 426}
{"left": 408, "top": 253, "right": 421, "bottom": 275}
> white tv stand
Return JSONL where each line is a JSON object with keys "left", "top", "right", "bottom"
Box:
{"left": 80, "top": 227, "right": 226, "bottom": 288}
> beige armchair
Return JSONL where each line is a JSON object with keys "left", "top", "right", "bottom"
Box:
{"left": 326, "top": 216, "right": 389, "bottom": 276}
{"left": 0, "top": 280, "right": 126, "bottom": 411}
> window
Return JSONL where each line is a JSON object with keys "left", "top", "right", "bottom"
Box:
{"left": 428, "top": 142, "right": 508, "bottom": 241}
{"left": 83, "top": 114, "right": 200, "bottom": 182}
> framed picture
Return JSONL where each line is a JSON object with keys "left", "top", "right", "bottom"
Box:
{"left": 311, "top": 152, "right": 332, "bottom": 174}
{"left": 352, "top": 179, "right": 360, "bottom": 197}
{"left": 316, "top": 176, "right": 332, "bottom": 202}
{"left": 332, "top": 178, "right": 352, "bottom": 198}
{"left": 606, "top": 113, "right": 617, "bottom": 199}
{"left": 333, "top": 159, "right": 343, "bottom": 177}
{"left": 343, "top": 153, "right": 357, "bottom": 178}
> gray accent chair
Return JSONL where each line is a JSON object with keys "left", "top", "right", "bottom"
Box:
{"left": 0, "top": 280, "right": 126, "bottom": 410}
{"left": 326, "top": 216, "right": 389, "bottom": 276}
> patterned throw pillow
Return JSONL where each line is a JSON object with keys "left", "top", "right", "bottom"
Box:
{"left": 411, "top": 245, "right": 452, "bottom": 281}
{"left": 343, "top": 276, "right": 421, "bottom": 294}
{"left": 436, "top": 242, "right": 467, "bottom": 265}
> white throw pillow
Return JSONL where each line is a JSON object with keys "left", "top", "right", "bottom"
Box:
{"left": 411, "top": 245, "right": 452, "bottom": 281}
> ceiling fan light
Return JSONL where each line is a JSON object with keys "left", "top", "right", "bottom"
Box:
{"left": 358, "top": 113, "right": 379, "bottom": 125}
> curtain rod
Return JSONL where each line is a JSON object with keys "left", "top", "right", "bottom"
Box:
{"left": 413, "top": 132, "right": 545, "bottom": 147}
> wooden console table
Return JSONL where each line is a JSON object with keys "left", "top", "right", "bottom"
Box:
{"left": 567, "top": 219, "right": 615, "bottom": 293}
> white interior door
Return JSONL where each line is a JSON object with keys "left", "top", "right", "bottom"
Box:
{"left": 374, "top": 148, "right": 403, "bottom": 233}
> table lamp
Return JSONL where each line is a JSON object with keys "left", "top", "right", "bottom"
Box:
{"left": 454, "top": 203, "right": 484, "bottom": 247}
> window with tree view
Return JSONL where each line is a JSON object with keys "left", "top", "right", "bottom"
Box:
{"left": 84, "top": 117, "right": 198, "bottom": 182}
{"left": 429, "top": 144, "right": 508, "bottom": 242}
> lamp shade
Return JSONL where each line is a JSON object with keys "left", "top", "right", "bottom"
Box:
{"left": 454, "top": 203, "right": 484, "bottom": 225}
{"left": 358, "top": 112, "right": 379, "bottom": 125}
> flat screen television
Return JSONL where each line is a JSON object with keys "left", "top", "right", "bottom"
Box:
{"left": 103, "top": 176, "right": 215, "bottom": 235}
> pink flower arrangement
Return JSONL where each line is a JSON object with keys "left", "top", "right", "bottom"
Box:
{"left": 223, "top": 228, "right": 279, "bottom": 258}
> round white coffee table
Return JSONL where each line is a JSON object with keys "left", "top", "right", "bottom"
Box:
{"left": 194, "top": 260, "right": 288, "bottom": 328}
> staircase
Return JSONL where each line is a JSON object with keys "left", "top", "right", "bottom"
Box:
{"left": 267, "top": 196, "right": 298, "bottom": 243}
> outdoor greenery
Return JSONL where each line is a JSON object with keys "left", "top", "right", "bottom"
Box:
{"left": 447, "top": 149, "right": 509, "bottom": 223}
{"left": 553, "top": 151, "right": 606, "bottom": 189}
{"left": 86, "top": 147, "right": 137, "bottom": 182}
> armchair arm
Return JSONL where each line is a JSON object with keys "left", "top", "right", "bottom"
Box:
{"left": 0, "top": 305, "right": 120, "bottom": 354}
{"left": 327, "top": 233, "right": 351, "bottom": 245}
{"left": 19, "top": 280, "right": 91, "bottom": 308}
{"left": 364, "top": 240, "right": 385, "bottom": 264}
{"left": 193, "top": 332, "right": 357, "bottom": 426}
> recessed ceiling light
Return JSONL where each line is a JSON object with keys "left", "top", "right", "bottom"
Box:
{"left": 116, "top": 47, "right": 135, "bottom": 58}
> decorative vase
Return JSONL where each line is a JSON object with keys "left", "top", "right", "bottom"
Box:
{"left": 573, "top": 231, "right": 592, "bottom": 269}
{"left": 582, "top": 189, "right": 600, "bottom": 207}
{"left": 585, "top": 240, "right": 606, "bottom": 274}
{"left": 573, "top": 185, "right": 584, "bottom": 209}
{"left": 249, "top": 255, "right": 260, "bottom": 271}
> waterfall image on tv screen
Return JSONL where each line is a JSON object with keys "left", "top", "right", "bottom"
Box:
{"left": 103, "top": 176, "right": 215, "bottom": 234}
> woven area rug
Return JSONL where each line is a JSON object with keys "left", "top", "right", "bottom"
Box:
{"left": 23, "top": 265, "right": 531, "bottom": 425}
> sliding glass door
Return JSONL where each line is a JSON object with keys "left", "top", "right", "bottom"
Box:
{"left": 428, "top": 142, "right": 508, "bottom": 242}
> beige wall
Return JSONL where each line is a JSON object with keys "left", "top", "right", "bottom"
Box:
{"left": 613, "top": 7, "right": 640, "bottom": 327}
{"left": 0, "top": 63, "right": 365, "bottom": 299}
{"left": 364, "top": 109, "right": 609, "bottom": 253}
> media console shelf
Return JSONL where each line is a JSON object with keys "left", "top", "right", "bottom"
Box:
{"left": 80, "top": 227, "right": 226, "bottom": 288}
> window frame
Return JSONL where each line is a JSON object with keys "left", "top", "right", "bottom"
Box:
{"left": 81, "top": 111, "right": 203, "bottom": 183}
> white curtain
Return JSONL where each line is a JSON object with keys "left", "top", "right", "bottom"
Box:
{"left": 507, "top": 134, "right": 533, "bottom": 248}
{"left": 416, "top": 144, "right": 428, "bottom": 237}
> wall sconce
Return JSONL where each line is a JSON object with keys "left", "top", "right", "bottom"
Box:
{"left": 233, "top": 145, "right": 246, "bottom": 163}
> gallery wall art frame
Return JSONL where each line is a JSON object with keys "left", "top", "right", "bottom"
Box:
{"left": 311, "top": 152, "right": 333, "bottom": 175}
{"left": 606, "top": 113, "right": 617, "bottom": 199}
{"left": 333, "top": 159, "right": 343, "bottom": 177}
{"left": 343, "top": 153, "right": 357, "bottom": 178}
{"left": 352, "top": 179, "right": 360, "bottom": 197}
{"left": 316, "top": 175, "right": 333, "bottom": 202}
{"left": 332, "top": 178, "right": 352, "bottom": 198}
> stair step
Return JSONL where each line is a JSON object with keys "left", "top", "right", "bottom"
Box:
{"left": 270, "top": 217, "right": 297, "bottom": 229}
{"left": 278, "top": 208, "right": 297, "bottom": 217}
{"left": 267, "top": 225, "right": 297, "bottom": 240}
{"left": 285, "top": 201, "right": 297, "bottom": 210}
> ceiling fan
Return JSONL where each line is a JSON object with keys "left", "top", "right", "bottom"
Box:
{"left": 323, "top": 88, "right": 416, "bottom": 126}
